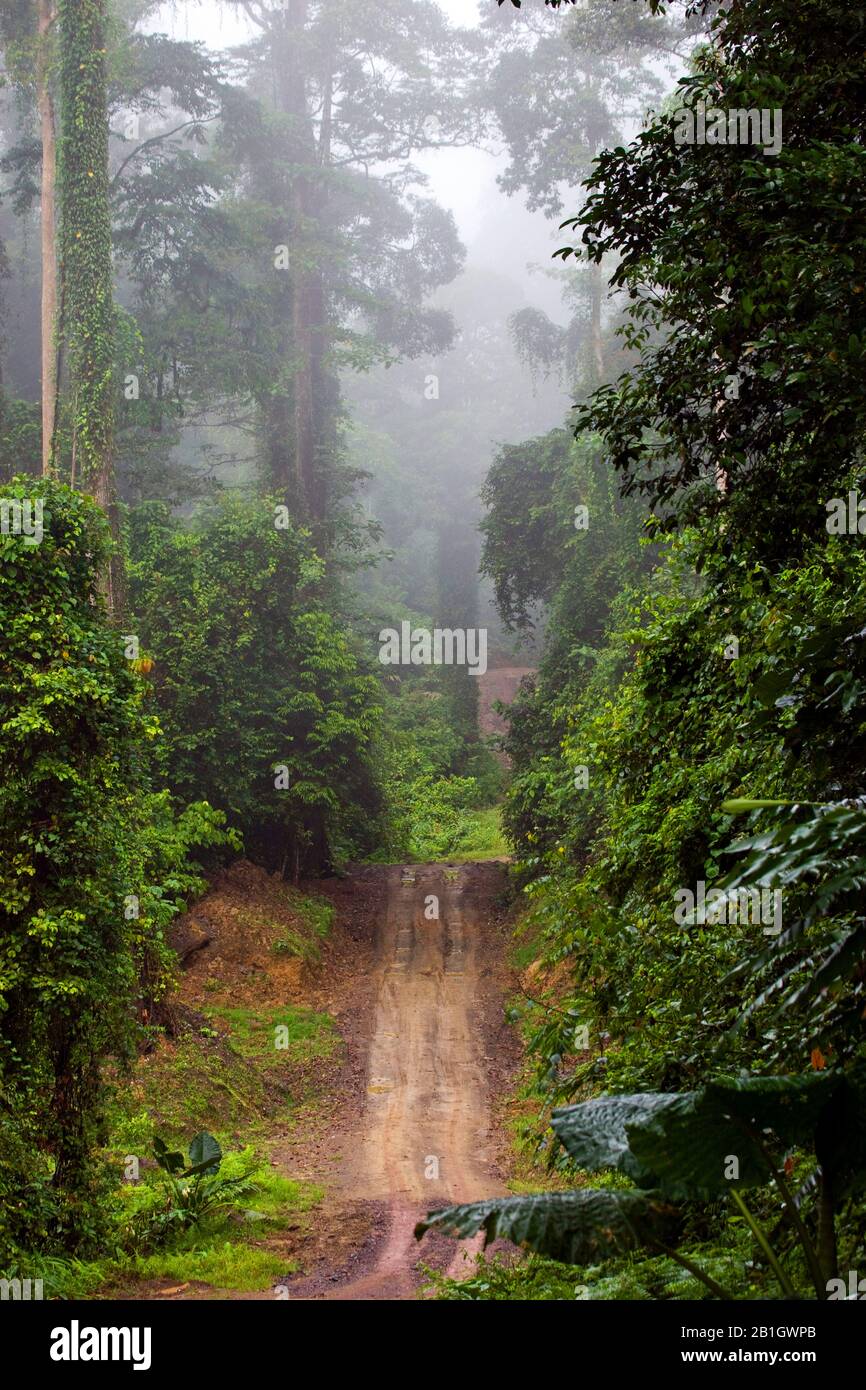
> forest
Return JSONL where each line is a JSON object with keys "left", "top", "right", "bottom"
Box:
{"left": 0, "top": 0, "right": 864, "bottom": 1342}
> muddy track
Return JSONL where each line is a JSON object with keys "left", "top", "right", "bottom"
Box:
{"left": 290, "top": 861, "right": 511, "bottom": 1301}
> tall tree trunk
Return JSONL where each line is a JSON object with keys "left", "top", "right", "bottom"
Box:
{"left": 275, "top": 0, "right": 329, "bottom": 527}
{"left": 57, "top": 0, "right": 123, "bottom": 616}
{"left": 290, "top": 190, "right": 316, "bottom": 520}
{"left": 285, "top": 0, "right": 313, "bottom": 519}
{"left": 37, "top": 0, "right": 57, "bottom": 474}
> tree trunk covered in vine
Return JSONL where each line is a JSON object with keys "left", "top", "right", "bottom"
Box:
{"left": 37, "top": 0, "right": 58, "bottom": 475}
{"left": 57, "top": 0, "right": 124, "bottom": 615}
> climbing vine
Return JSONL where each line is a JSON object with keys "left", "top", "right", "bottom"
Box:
{"left": 56, "top": 0, "right": 114, "bottom": 491}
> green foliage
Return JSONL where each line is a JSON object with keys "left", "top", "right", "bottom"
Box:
{"left": 424, "top": 1233, "right": 791, "bottom": 1302}
{"left": 129, "top": 1131, "right": 254, "bottom": 1250}
{"left": 97, "top": 1145, "right": 322, "bottom": 1293}
{"left": 423, "top": 1251, "right": 582, "bottom": 1301}
{"left": 382, "top": 766, "right": 487, "bottom": 862}
{"left": 417, "top": 1189, "right": 680, "bottom": 1266}
{"left": 421, "top": 1061, "right": 866, "bottom": 1299}
{"left": 553, "top": 1068, "right": 866, "bottom": 1202}
{"left": 480, "top": 0, "right": 866, "bottom": 1305}
{"left": 481, "top": 428, "right": 651, "bottom": 638}
{"left": 0, "top": 398, "right": 40, "bottom": 482}
{"left": 566, "top": 0, "right": 866, "bottom": 557}
{"left": 368, "top": 673, "right": 503, "bottom": 861}
{"left": 482, "top": 428, "right": 653, "bottom": 875}
{"left": 721, "top": 799, "right": 866, "bottom": 1060}
{"left": 129, "top": 496, "right": 383, "bottom": 874}
{"left": 0, "top": 477, "right": 237, "bottom": 1256}
{"left": 0, "top": 476, "right": 145, "bottom": 1244}
{"left": 501, "top": 532, "right": 866, "bottom": 1106}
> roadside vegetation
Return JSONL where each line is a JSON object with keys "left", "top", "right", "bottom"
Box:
{"left": 419, "top": 0, "right": 866, "bottom": 1301}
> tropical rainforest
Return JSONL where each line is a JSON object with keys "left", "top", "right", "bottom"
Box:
{"left": 0, "top": 0, "right": 864, "bottom": 1325}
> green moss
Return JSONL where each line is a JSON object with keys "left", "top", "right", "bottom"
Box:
{"left": 228, "top": 1162, "right": 323, "bottom": 1225}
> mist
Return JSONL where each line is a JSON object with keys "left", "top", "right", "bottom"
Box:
{"left": 4, "top": 0, "right": 857, "bottom": 1333}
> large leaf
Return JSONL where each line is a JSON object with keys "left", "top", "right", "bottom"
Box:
{"left": 415, "top": 1190, "right": 679, "bottom": 1265}
{"left": 185, "top": 1130, "right": 222, "bottom": 1177}
{"left": 152, "top": 1136, "right": 185, "bottom": 1175}
{"left": 719, "top": 801, "right": 866, "bottom": 913}
{"left": 551, "top": 1093, "right": 678, "bottom": 1186}
{"left": 627, "top": 1073, "right": 841, "bottom": 1199}
{"left": 718, "top": 801, "right": 866, "bottom": 1042}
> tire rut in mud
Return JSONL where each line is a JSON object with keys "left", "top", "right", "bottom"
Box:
{"left": 289, "top": 859, "right": 512, "bottom": 1301}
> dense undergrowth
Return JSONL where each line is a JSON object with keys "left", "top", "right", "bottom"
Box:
{"left": 423, "top": 0, "right": 866, "bottom": 1302}
{"left": 1, "top": 822, "right": 336, "bottom": 1294}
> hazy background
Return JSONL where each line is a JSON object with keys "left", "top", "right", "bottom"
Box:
{"left": 149, "top": 0, "right": 571, "bottom": 325}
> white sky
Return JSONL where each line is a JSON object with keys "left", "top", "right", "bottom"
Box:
{"left": 148, "top": 1, "right": 561, "bottom": 273}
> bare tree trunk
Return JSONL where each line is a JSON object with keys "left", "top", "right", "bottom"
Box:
{"left": 590, "top": 260, "right": 604, "bottom": 387}
{"left": 290, "top": 187, "right": 316, "bottom": 520}
{"left": 271, "top": 0, "right": 330, "bottom": 526}
{"left": 284, "top": 0, "right": 314, "bottom": 519}
{"left": 37, "top": 0, "right": 57, "bottom": 474}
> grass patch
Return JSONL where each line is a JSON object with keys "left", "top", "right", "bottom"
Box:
{"left": 205, "top": 1004, "right": 338, "bottom": 1069}
{"left": 110, "top": 1147, "right": 321, "bottom": 1294}
{"left": 106, "top": 1004, "right": 341, "bottom": 1148}
{"left": 126, "top": 1241, "right": 291, "bottom": 1292}
{"left": 1, "top": 1146, "right": 325, "bottom": 1298}
{"left": 0, "top": 1253, "right": 107, "bottom": 1301}
{"left": 108, "top": 1034, "right": 266, "bottom": 1141}
{"left": 441, "top": 805, "right": 509, "bottom": 862}
{"left": 269, "top": 887, "right": 335, "bottom": 960}
{"left": 286, "top": 889, "right": 335, "bottom": 939}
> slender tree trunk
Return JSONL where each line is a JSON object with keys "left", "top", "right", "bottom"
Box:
{"left": 37, "top": 0, "right": 58, "bottom": 474}
{"left": 284, "top": 0, "right": 314, "bottom": 519}
{"left": 590, "top": 260, "right": 604, "bottom": 387}
{"left": 290, "top": 193, "right": 316, "bottom": 519}
{"left": 273, "top": 0, "right": 330, "bottom": 527}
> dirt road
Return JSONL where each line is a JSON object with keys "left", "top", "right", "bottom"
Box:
{"left": 477, "top": 667, "right": 534, "bottom": 764}
{"left": 294, "top": 861, "right": 511, "bottom": 1300}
